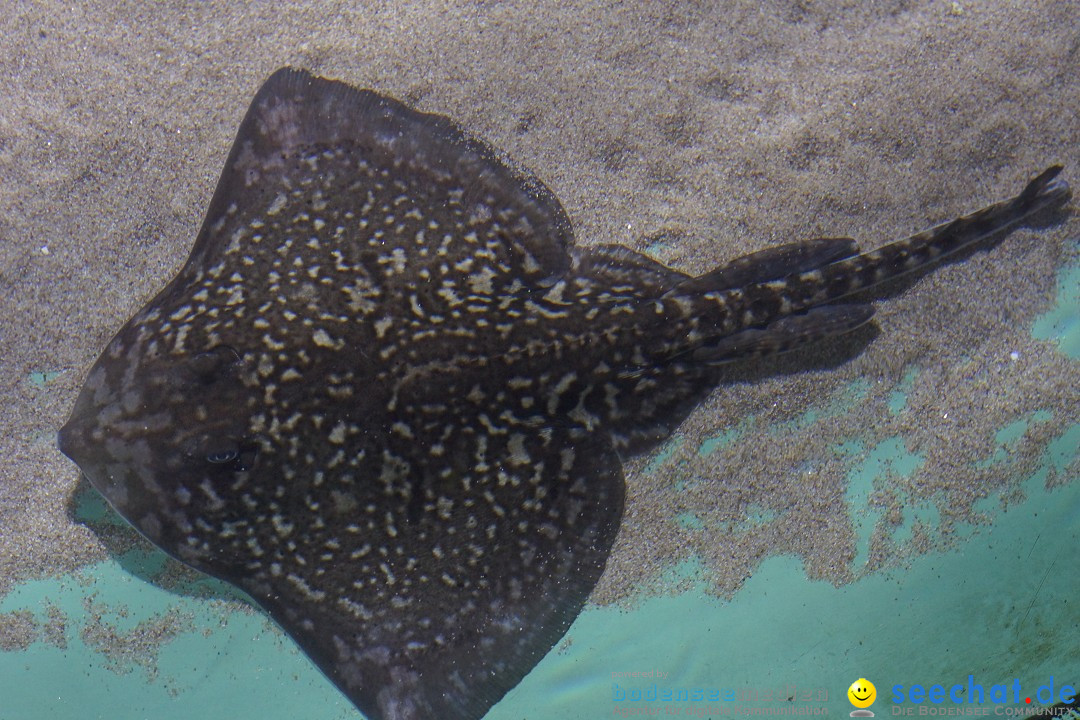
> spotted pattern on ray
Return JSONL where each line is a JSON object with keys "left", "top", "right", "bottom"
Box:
{"left": 58, "top": 67, "right": 1070, "bottom": 720}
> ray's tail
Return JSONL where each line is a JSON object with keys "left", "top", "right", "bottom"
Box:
{"left": 771, "top": 165, "right": 1070, "bottom": 307}
{"left": 682, "top": 165, "right": 1072, "bottom": 363}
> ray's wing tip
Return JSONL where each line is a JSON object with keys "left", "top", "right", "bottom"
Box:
{"left": 264, "top": 65, "right": 310, "bottom": 84}
{"left": 254, "top": 66, "right": 324, "bottom": 104}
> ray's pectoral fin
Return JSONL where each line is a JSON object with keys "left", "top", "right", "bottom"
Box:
{"left": 238, "top": 432, "right": 625, "bottom": 720}
{"left": 182, "top": 66, "right": 574, "bottom": 290}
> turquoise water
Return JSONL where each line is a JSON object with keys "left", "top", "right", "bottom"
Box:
{"left": 3, "top": 261, "right": 1076, "bottom": 718}
{"left": 494, "top": 427, "right": 1080, "bottom": 718}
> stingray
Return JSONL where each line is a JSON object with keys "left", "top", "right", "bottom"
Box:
{"left": 57, "top": 67, "right": 1070, "bottom": 719}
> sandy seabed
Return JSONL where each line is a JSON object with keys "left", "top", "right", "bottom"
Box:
{"left": 0, "top": 0, "right": 1077, "bottom": 695}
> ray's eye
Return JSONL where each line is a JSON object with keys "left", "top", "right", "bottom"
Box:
{"left": 185, "top": 435, "right": 259, "bottom": 473}
{"left": 207, "top": 448, "right": 239, "bottom": 464}
{"left": 198, "top": 436, "right": 240, "bottom": 463}
{"left": 187, "top": 345, "right": 242, "bottom": 386}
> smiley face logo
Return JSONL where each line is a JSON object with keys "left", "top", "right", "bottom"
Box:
{"left": 848, "top": 678, "right": 877, "bottom": 709}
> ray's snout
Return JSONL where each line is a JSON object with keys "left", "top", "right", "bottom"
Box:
{"left": 57, "top": 383, "right": 103, "bottom": 471}
{"left": 57, "top": 415, "right": 85, "bottom": 467}
{"left": 56, "top": 383, "right": 129, "bottom": 511}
